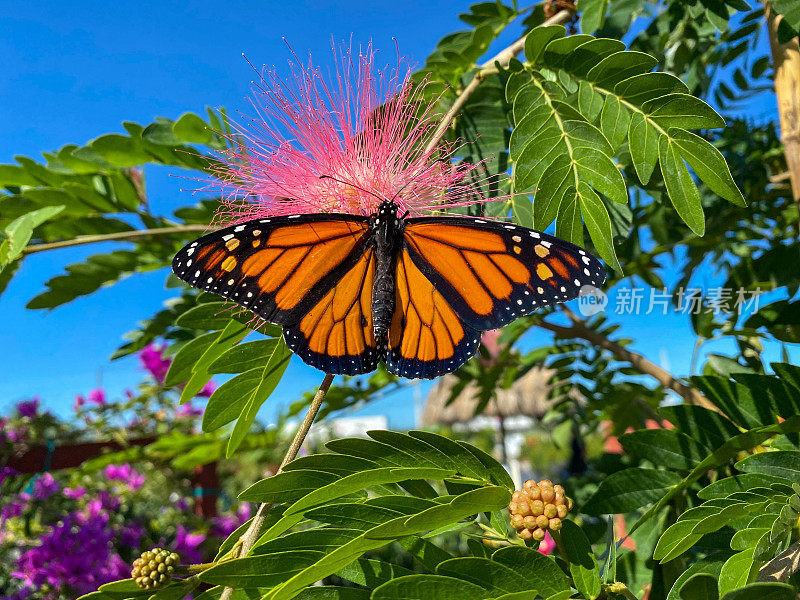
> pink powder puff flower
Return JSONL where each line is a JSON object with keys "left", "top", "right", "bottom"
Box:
{"left": 74, "top": 395, "right": 86, "bottom": 411}
{"left": 538, "top": 531, "right": 556, "bottom": 555}
{"left": 208, "top": 41, "right": 494, "bottom": 225}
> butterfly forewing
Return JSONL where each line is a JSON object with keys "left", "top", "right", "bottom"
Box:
{"left": 401, "top": 216, "right": 606, "bottom": 331}
{"left": 171, "top": 214, "right": 370, "bottom": 326}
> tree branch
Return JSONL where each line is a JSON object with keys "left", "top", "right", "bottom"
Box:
{"left": 423, "top": 9, "right": 574, "bottom": 155}
{"left": 539, "top": 308, "right": 718, "bottom": 412}
{"left": 22, "top": 225, "right": 209, "bottom": 255}
{"left": 217, "top": 372, "right": 334, "bottom": 600}
{"left": 766, "top": 3, "right": 800, "bottom": 232}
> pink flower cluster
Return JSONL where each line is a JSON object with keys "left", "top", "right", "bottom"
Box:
{"left": 209, "top": 41, "right": 494, "bottom": 225}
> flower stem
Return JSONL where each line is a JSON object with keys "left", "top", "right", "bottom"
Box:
{"left": 217, "top": 372, "right": 335, "bottom": 600}
{"left": 423, "top": 8, "right": 573, "bottom": 156}
{"left": 173, "top": 563, "right": 216, "bottom": 576}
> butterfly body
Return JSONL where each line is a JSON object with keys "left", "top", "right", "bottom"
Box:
{"left": 369, "top": 200, "right": 404, "bottom": 345}
{"left": 172, "top": 205, "right": 605, "bottom": 379}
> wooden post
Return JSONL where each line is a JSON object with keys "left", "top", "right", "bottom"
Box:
{"left": 766, "top": 3, "right": 800, "bottom": 230}
{"left": 6, "top": 437, "right": 155, "bottom": 472}
{"left": 193, "top": 462, "right": 219, "bottom": 518}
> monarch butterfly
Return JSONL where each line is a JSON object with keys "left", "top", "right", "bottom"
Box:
{"left": 172, "top": 198, "right": 605, "bottom": 379}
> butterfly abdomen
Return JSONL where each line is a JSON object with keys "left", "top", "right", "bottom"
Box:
{"left": 371, "top": 202, "right": 403, "bottom": 346}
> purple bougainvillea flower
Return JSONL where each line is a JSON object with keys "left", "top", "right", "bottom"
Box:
{"left": 0, "top": 465, "right": 19, "bottom": 484}
{"left": 88, "top": 388, "right": 106, "bottom": 405}
{"left": 63, "top": 486, "right": 87, "bottom": 499}
{"left": 177, "top": 402, "right": 203, "bottom": 417}
{"left": 16, "top": 397, "right": 39, "bottom": 418}
{"left": 197, "top": 380, "right": 217, "bottom": 398}
{"left": 174, "top": 524, "right": 206, "bottom": 564}
{"left": 33, "top": 473, "right": 60, "bottom": 501}
{"left": 139, "top": 343, "right": 172, "bottom": 383}
{"left": 207, "top": 41, "right": 492, "bottom": 225}
{"left": 103, "top": 464, "right": 145, "bottom": 491}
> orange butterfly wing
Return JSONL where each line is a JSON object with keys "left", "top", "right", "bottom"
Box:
{"left": 402, "top": 217, "right": 605, "bottom": 331}
{"left": 385, "top": 248, "right": 480, "bottom": 379}
{"left": 283, "top": 247, "right": 380, "bottom": 375}
{"left": 172, "top": 214, "right": 369, "bottom": 326}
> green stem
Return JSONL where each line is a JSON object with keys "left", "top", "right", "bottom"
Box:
{"left": 22, "top": 224, "right": 208, "bottom": 255}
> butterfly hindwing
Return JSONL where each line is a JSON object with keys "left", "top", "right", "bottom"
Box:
{"left": 171, "top": 214, "right": 370, "bottom": 326}
{"left": 402, "top": 216, "right": 606, "bottom": 331}
{"left": 385, "top": 248, "right": 481, "bottom": 379}
{"left": 283, "top": 247, "right": 380, "bottom": 375}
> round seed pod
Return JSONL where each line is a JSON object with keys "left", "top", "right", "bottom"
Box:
{"left": 540, "top": 486, "right": 555, "bottom": 503}
{"left": 523, "top": 515, "right": 537, "bottom": 530}
{"left": 556, "top": 504, "right": 569, "bottom": 519}
{"left": 549, "top": 517, "right": 562, "bottom": 531}
{"left": 131, "top": 548, "right": 180, "bottom": 590}
{"left": 531, "top": 528, "right": 546, "bottom": 541}
{"left": 516, "top": 501, "right": 532, "bottom": 517}
{"left": 536, "top": 515, "right": 550, "bottom": 529}
{"left": 518, "top": 528, "right": 533, "bottom": 540}
{"left": 543, "top": 503, "right": 558, "bottom": 519}
{"left": 530, "top": 500, "right": 544, "bottom": 516}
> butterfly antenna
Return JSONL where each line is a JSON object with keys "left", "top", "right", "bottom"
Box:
{"left": 319, "top": 175, "right": 386, "bottom": 203}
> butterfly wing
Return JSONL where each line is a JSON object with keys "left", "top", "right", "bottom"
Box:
{"left": 172, "top": 212, "right": 370, "bottom": 327}
{"left": 401, "top": 216, "right": 606, "bottom": 331}
{"left": 283, "top": 246, "right": 380, "bottom": 375}
{"left": 385, "top": 248, "right": 481, "bottom": 379}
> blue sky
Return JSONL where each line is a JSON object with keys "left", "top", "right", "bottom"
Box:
{"left": 0, "top": 2, "right": 792, "bottom": 428}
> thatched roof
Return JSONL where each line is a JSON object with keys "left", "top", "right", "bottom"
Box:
{"left": 422, "top": 366, "right": 556, "bottom": 426}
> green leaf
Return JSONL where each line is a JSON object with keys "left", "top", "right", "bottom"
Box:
{"left": 736, "top": 451, "right": 800, "bottom": 481}
{"left": 582, "top": 468, "right": 682, "bottom": 515}
{"left": 89, "top": 134, "right": 152, "bottom": 167}
{"left": 560, "top": 520, "right": 601, "bottom": 599}
{"left": 239, "top": 470, "right": 339, "bottom": 503}
{"left": 628, "top": 112, "right": 659, "bottom": 184}
{"left": 719, "top": 583, "right": 798, "bottom": 600}
{"left": 265, "top": 487, "right": 510, "bottom": 600}
{"left": 97, "top": 579, "right": 155, "bottom": 598}
{"left": 209, "top": 339, "right": 279, "bottom": 374}
{"left": 670, "top": 130, "right": 746, "bottom": 207}
{"left": 490, "top": 546, "right": 571, "bottom": 597}
{"left": 579, "top": 0, "right": 610, "bottom": 33}
{"left": 173, "top": 113, "right": 213, "bottom": 144}
{"left": 336, "top": 558, "right": 414, "bottom": 587}
{"left": 181, "top": 320, "right": 249, "bottom": 404}
{"left": 659, "top": 135, "right": 705, "bottom": 236}
{"left": 1, "top": 205, "right": 65, "bottom": 265}
{"left": 203, "top": 368, "right": 259, "bottom": 431}
{"left": 164, "top": 332, "right": 218, "bottom": 386}
{"left": 283, "top": 467, "right": 455, "bottom": 516}
{"left": 719, "top": 550, "right": 759, "bottom": 597}
{"left": 436, "top": 557, "right": 529, "bottom": 594}
{"left": 620, "top": 429, "right": 708, "bottom": 470}
{"left": 680, "top": 574, "right": 720, "bottom": 600}
{"left": 175, "top": 302, "right": 238, "bottom": 330}
{"left": 659, "top": 405, "right": 741, "bottom": 451}
{"left": 524, "top": 25, "right": 567, "bottom": 64}
{"left": 226, "top": 338, "right": 292, "bottom": 456}
{"left": 199, "top": 551, "right": 323, "bottom": 587}
{"left": 578, "top": 181, "right": 622, "bottom": 272}
{"left": 643, "top": 95, "right": 726, "bottom": 130}
{"left": 373, "top": 575, "right": 492, "bottom": 600}
{"left": 294, "top": 587, "right": 370, "bottom": 600}
{"left": 599, "top": 94, "right": 630, "bottom": 151}
{"left": 654, "top": 519, "right": 704, "bottom": 562}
